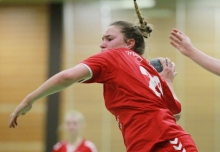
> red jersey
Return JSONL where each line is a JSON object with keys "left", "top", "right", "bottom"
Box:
{"left": 81, "top": 48, "right": 188, "bottom": 152}
{"left": 52, "top": 139, "right": 97, "bottom": 152}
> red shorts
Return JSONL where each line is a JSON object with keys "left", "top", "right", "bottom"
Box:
{"left": 152, "top": 135, "right": 198, "bottom": 152}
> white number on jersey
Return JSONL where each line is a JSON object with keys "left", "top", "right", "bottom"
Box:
{"left": 140, "top": 66, "right": 163, "bottom": 97}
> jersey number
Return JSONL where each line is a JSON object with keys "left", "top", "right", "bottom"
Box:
{"left": 140, "top": 66, "right": 163, "bottom": 97}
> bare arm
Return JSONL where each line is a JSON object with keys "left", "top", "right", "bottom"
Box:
{"left": 170, "top": 28, "right": 220, "bottom": 76}
{"left": 159, "top": 58, "right": 180, "bottom": 121}
{"left": 9, "top": 64, "right": 90, "bottom": 128}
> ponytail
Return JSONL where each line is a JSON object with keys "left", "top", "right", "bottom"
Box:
{"left": 134, "top": 0, "right": 152, "bottom": 38}
{"left": 109, "top": 0, "right": 153, "bottom": 55}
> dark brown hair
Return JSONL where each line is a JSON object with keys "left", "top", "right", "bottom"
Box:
{"left": 110, "top": 0, "right": 152, "bottom": 55}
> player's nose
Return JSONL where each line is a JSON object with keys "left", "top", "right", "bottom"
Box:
{"left": 100, "top": 41, "right": 107, "bottom": 49}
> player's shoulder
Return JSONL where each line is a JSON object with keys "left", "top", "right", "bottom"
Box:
{"left": 104, "top": 47, "right": 128, "bottom": 54}
{"left": 90, "top": 48, "right": 117, "bottom": 59}
{"left": 53, "top": 141, "right": 66, "bottom": 151}
{"left": 114, "top": 47, "right": 132, "bottom": 54}
{"left": 84, "top": 140, "right": 95, "bottom": 147}
{"left": 83, "top": 140, "right": 97, "bottom": 152}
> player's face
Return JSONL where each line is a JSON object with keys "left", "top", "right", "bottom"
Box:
{"left": 100, "top": 25, "right": 128, "bottom": 51}
{"left": 64, "top": 115, "right": 82, "bottom": 136}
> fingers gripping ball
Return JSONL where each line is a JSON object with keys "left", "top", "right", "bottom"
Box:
{"left": 150, "top": 58, "right": 163, "bottom": 73}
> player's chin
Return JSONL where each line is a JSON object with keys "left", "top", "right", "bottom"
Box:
{"left": 101, "top": 48, "right": 109, "bottom": 52}
{"left": 67, "top": 131, "right": 77, "bottom": 136}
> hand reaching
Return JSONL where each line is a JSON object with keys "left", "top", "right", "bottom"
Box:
{"left": 170, "top": 29, "right": 194, "bottom": 57}
{"left": 8, "top": 102, "right": 32, "bottom": 128}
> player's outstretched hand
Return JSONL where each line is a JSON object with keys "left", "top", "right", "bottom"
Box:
{"left": 169, "top": 29, "right": 194, "bottom": 57}
{"left": 9, "top": 102, "right": 32, "bottom": 128}
{"left": 159, "top": 57, "right": 177, "bottom": 84}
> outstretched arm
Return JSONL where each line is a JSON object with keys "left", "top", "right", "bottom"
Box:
{"left": 170, "top": 28, "right": 220, "bottom": 76}
{"left": 9, "top": 64, "right": 90, "bottom": 128}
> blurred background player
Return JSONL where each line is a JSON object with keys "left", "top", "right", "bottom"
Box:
{"left": 53, "top": 110, "right": 97, "bottom": 152}
{"left": 170, "top": 28, "right": 220, "bottom": 76}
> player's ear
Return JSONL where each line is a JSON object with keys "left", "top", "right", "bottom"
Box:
{"left": 126, "top": 39, "right": 135, "bottom": 49}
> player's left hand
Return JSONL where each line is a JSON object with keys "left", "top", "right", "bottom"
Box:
{"left": 9, "top": 102, "right": 32, "bottom": 128}
{"left": 159, "top": 57, "right": 177, "bottom": 83}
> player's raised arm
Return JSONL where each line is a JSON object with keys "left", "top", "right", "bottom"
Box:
{"left": 170, "top": 28, "right": 220, "bottom": 76}
{"left": 9, "top": 64, "right": 91, "bottom": 128}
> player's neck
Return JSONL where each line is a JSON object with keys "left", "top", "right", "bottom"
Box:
{"left": 68, "top": 135, "right": 82, "bottom": 145}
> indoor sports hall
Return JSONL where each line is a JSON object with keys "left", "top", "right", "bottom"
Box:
{"left": 0, "top": 0, "right": 220, "bottom": 152}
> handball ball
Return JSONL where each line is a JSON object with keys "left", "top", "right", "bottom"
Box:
{"left": 150, "top": 58, "right": 163, "bottom": 73}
